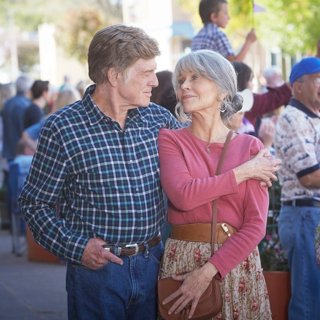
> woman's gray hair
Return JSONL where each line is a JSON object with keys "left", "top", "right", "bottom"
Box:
{"left": 172, "top": 50, "right": 242, "bottom": 121}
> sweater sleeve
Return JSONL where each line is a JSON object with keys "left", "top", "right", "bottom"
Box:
{"left": 210, "top": 179, "right": 268, "bottom": 278}
{"left": 210, "top": 139, "right": 269, "bottom": 278}
{"left": 245, "top": 83, "right": 291, "bottom": 126}
{"left": 158, "top": 129, "right": 238, "bottom": 211}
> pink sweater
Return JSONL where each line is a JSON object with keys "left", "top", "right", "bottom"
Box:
{"left": 158, "top": 128, "right": 269, "bottom": 278}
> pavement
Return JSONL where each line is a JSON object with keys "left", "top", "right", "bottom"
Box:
{"left": 0, "top": 229, "right": 68, "bottom": 320}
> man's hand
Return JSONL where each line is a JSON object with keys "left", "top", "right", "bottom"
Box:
{"left": 246, "top": 29, "right": 257, "bottom": 44}
{"left": 81, "top": 238, "right": 123, "bottom": 270}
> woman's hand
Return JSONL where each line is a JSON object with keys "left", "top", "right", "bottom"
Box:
{"left": 234, "top": 148, "right": 281, "bottom": 187}
{"left": 162, "top": 263, "right": 218, "bottom": 318}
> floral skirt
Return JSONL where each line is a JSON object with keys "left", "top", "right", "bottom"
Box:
{"left": 159, "top": 238, "right": 272, "bottom": 320}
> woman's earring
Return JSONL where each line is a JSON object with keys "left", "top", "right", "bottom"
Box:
{"left": 219, "top": 104, "right": 226, "bottom": 113}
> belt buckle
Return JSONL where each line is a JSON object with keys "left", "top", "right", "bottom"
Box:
{"left": 125, "top": 243, "right": 139, "bottom": 255}
{"left": 221, "top": 223, "right": 232, "bottom": 237}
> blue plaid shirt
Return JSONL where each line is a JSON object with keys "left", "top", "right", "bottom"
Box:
{"left": 191, "top": 23, "right": 234, "bottom": 58}
{"left": 19, "top": 85, "right": 181, "bottom": 263}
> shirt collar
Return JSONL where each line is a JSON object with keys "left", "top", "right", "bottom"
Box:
{"left": 82, "top": 84, "right": 106, "bottom": 126}
{"left": 205, "top": 22, "right": 218, "bottom": 31}
{"left": 290, "top": 97, "right": 320, "bottom": 119}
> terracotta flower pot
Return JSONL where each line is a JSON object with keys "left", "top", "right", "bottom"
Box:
{"left": 26, "top": 226, "right": 60, "bottom": 263}
{"left": 263, "top": 271, "right": 291, "bottom": 320}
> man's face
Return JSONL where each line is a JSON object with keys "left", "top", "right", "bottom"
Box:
{"left": 297, "top": 73, "right": 320, "bottom": 112}
{"left": 117, "top": 58, "right": 159, "bottom": 109}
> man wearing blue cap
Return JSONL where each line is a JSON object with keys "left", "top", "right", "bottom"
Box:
{"left": 274, "top": 56, "right": 320, "bottom": 320}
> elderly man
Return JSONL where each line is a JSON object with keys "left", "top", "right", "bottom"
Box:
{"left": 274, "top": 57, "right": 320, "bottom": 320}
{"left": 19, "top": 25, "right": 181, "bottom": 320}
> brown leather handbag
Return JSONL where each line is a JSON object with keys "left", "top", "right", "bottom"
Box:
{"left": 158, "top": 276, "right": 222, "bottom": 320}
{"left": 158, "top": 131, "right": 233, "bottom": 320}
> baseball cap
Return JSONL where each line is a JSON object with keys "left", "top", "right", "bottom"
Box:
{"left": 238, "top": 89, "right": 254, "bottom": 112}
{"left": 289, "top": 57, "right": 320, "bottom": 85}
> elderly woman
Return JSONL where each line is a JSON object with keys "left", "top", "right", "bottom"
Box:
{"left": 158, "top": 50, "right": 278, "bottom": 319}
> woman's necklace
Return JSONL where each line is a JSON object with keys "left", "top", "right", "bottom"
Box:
{"left": 206, "top": 143, "right": 211, "bottom": 153}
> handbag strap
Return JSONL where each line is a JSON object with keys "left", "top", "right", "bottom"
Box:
{"left": 210, "top": 130, "right": 233, "bottom": 255}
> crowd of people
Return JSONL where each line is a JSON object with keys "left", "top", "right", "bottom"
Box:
{"left": 1, "top": 77, "right": 84, "bottom": 162}
{"left": 0, "top": 0, "right": 319, "bottom": 319}
{"left": 0, "top": 74, "right": 85, "bottom": 226}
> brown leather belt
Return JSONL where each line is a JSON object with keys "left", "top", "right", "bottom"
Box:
{"left": 171, "top": 223, "right": 236, "bottom": 244}
{"left": 103, "top": 236, "right": 161, "bottom": 256}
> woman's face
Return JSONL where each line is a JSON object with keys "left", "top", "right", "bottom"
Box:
{"left": 176, "top": 71, "right": 220, "bottom": 115}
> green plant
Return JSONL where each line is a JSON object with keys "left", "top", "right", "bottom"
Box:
{"left": 259, "top": 210, "right": 289, "bottom": 271}
{"left": 259, "top": 180, "right": 289, "bottom": 271}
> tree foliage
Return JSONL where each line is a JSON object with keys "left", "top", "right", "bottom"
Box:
{"left": 0, "top": 0, "right": 78, "bottom": 31}
{"left": 56, "top": 1, "right": 122, "bottom": 62}
{"left": 255, "top": 0, "right": 320, "bottom": 55}
{"left": 18, "top": 42, "right": 39, "bottom": 72}
{"left": 57, "top": 6, "right": 105, "bottom": 63}
{"left": 0, "top": 0, "right": 122, "bottom": 69}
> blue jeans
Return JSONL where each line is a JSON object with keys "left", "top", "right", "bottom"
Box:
{"left": 278, "top": 205, "right": 320, "bottom": 320}
{"left": 66, "top": 242, "right": 163, "bottom": 320}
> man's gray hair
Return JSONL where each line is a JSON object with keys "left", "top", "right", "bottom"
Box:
{"left": 263, "top": 66, "right": 282, "bottom": 79}
{"left": 16, "top": 74, "right": 33, "bottom": 94}
{"left": 88, "top": 24, "right": 160, "bottom": 85}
